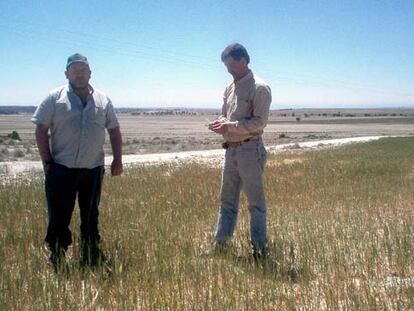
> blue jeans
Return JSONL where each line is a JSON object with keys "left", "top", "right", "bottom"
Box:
{"left": 44, "top": 163, "right": 105, "bottom": 252}
{"left": 215, "top": 138, "right": 267, "bottom": 250}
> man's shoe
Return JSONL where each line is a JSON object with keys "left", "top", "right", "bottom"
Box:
{"left": 81, "top": 241, "right": 106, "bottom": 266}
{"left": 252, "top": 247, "right": 269, "bottom": 263}
{"left": 49, "top": 250, "right": 67, "bottom": 273}
{"left": 202, "top": 242, "right": 230, "bottom": 257}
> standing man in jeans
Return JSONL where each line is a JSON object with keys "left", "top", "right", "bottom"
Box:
{"left": 32, "top": 53, "right": 123, "bottom": 270}
{"left": 207, "top": 43, "right": 272, "bottom": 260}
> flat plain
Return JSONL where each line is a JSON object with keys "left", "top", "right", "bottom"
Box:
{"left": 1, "top": 108, "right": 414, "bottom": 162}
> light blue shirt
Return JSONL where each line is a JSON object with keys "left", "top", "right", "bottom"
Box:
{"left": 32, "top": 84, "right": 119, "bottom": 169}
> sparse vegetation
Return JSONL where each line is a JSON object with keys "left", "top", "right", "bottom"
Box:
{"left": 269, "top": 117, "right": 414, "bottom": 125}
{"left": 12, "top": 148, "right": 25, "bottom": 158}
{"left": 7, "top": 130, "right": 21, "bottom": 141}
{"left": 1, "top": 137, "right": 414, "bottom": 309}
{"left": 1, "top": 110, "right": 414, "bottom": 162}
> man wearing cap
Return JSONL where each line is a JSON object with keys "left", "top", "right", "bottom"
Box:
{"left": 32, "top": 53, "right": 123, "bottom": 270}
{"left": 206, "top": 43, "right": 272, "bottom": 260}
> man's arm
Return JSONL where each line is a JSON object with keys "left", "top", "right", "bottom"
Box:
{"left": 223, "top": 85, "right": 272, "bottom": 135}
{"left": 209, "top": 90, "right": 229, "bottom": 134}
{"left": 108, "top": 126, "right": 123, "bottom": 176}
{"left": 211, "top": 86, "right": 272, "bottom": 135}
{"left": 35, "top": 124, "right": 53, "bottom": 173}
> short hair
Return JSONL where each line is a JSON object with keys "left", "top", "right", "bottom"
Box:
{"left": 221, "top": 43, "right": 250, "bottom": 64}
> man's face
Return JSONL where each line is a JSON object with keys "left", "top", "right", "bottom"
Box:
{"left": 65, "top": 62, "right": 91, "bottom": 89}
{"left": 223, "top": 56, "right": 247, "bottom": 80}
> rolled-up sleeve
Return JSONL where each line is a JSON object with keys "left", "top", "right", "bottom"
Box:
{"left": 31, "top": 95, "right": 54, "bottom": 126}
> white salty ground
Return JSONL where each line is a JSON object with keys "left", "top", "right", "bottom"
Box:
{"left": 0, "top": 136, "right": 392, "bottom": 178}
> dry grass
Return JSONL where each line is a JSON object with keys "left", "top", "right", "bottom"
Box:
{"left": 1, "top": 137, "right": 414, "bottom": 310}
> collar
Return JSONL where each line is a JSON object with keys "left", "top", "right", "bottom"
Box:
{"left": 67, "top": 83, "right": 94, "bottom": 96}
{"left": 234, "top": 70, "right": 253, "bottom": 86}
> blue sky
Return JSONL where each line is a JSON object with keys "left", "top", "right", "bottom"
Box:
{"left": 0, "top": 0, "right": 413, "bottom": 109}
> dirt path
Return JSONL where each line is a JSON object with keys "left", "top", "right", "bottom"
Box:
{"left": 0, "top": 136, "right": 394, "bottom": 179}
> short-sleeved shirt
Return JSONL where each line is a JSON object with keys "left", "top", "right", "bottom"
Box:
{"left": 221, "top": 70, "right": 272, "bottom": 142}
{"left": 32, "top": 84, "right": 119, "bottom": 169}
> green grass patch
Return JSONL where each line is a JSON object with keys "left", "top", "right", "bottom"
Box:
{"left": 1, "top": 137, "right": 414, "bottom": 309}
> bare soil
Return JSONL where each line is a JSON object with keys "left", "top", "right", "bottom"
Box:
{"left": 0, "top": 112, "right": 413, "bottom": 162}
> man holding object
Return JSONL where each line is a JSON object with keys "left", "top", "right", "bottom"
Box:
{"left": 208, "top": 43, "right": 272, "bottom": 260}
{"left": 32, "top": 53, "right": 123, "bottom": 270}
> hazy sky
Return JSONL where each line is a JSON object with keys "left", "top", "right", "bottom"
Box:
{"left": 0, "top": 0, "right": 413, "bottom": 109}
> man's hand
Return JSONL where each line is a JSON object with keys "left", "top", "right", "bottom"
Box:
{"left": 211, "top": 121, "right": 229, "bottom": 134}
{"left": 35, "top": 124, "right": 53, "bottom": 175}
{"left": 108, "top": 126, "right": 123, "bottom": 176}
{"left": 208, "top": 117, "right": 229, "bottom": 135}
{"left": 43, "top": 162, "right": 53, "bottom": 175}
{"left": 111, "top": 159, "right": 123, "bottom": 176}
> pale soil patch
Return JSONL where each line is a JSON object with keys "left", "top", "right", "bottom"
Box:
{"left": 267, "top": 158, "right": 306, "bottom": 167}
{"left": 1, "top": 112, "right": 414, "bottom": 178}
{"left": 1, "top": 113, "right": 414, "bottom": 160}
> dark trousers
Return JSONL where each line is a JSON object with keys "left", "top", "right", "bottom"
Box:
{"left": 44, "top": 163, "right": 105, "bottom": 253}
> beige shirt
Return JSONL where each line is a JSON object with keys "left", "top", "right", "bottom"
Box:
{"left": 32, "top": 84, "right": 119, "bottom": 169}
{"left": 221, "top": 70, "right": 272, "bottom": 142}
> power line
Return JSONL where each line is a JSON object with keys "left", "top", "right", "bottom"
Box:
{"left": 0, "top": 21, "right": 217, "bottom": 70}
{"left": 1, "top": 20, "right": 413, "bottom": 99}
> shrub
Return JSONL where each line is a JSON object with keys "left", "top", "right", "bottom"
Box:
{"left": 0, "top": 146, "right": 9, "bottom": 155}
{"left": 13, "top": 149, "right": 25, "bottom": 158}
{"left": 8, "top": 131, "right": 21, "bottom": 141}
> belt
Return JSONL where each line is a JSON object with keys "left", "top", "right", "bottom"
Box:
{"left": 222, "top": 138, "right": 252, "bottom": 149}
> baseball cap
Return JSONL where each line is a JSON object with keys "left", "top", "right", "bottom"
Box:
{"left": 66, "top": 53, "right": 89, "bottom": 69}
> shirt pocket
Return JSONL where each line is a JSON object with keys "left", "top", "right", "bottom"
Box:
{"left": 88, "top": 107, "right": 106, "bottom": 129}
{"left": 232, "top": 98, "right": 251, "bottom": 119}
{"left": 54, "top": 100, "right": 80, "bottom": 125}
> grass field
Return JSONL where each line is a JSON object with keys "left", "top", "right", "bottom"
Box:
{"left": 1, "top": 137, "right": 414, "bottom": 310}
